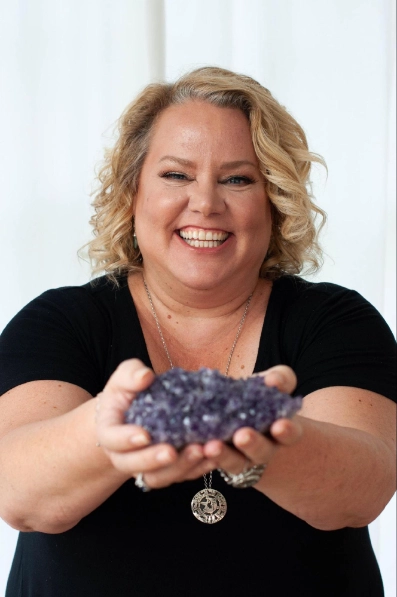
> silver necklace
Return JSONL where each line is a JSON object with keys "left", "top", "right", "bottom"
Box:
{"left": 143, "top": 277, "right": 253, "bottom": 524}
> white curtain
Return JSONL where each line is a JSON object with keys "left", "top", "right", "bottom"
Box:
{"left": 0, "top": 0, "right": 395, "bottom": 594}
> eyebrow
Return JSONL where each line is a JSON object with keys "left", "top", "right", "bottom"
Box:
{"left": 158, "top": 156, "right": 258, "bottom": 169}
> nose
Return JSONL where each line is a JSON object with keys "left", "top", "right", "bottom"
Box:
{"left": 188, "top": 181, "right": 226, "bottom": 217}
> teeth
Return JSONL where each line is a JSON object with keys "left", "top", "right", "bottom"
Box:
{"left": 182, "top": 238, "right": 226, "bottom": 248}
{"left": 179, "top": 229, "right": 229, "bottom": 245}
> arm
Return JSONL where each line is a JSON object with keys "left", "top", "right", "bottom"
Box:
{"left": 0, "top": 380, "right": 129, "bottom": 534}
{"left": 223, "top": 283, "right": 397, "bottom": 530}
{"left": 204, "top": 374, "right": 396, "bottom": 531}
{"left": 0, "top": 361, "right": 219, "bottom": 534}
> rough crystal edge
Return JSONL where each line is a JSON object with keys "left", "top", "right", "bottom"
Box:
{"left": 125, "top": 367, "right": 302, "bottom": 448}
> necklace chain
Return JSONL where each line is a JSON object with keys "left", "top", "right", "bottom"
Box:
{"left": 142, "top": 276, "right": 253, "bottom": 497}
{"left": 203, "top": 470, "right": 212, "bottom": 490}
{"left": 143, "top": 278, "right": 175, "bottom": 369}
{"left": 142, "top": 277, "right": 253, "bottom": 377}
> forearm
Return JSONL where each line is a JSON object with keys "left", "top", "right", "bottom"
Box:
{"left": 255, "top": 415, "right": 396, "bottom": 530}
{"left": 0, "top": 398, "right": 129, "bottom": 534}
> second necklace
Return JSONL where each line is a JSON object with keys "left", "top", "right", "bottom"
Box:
{"left": 143, "top": 277, "right": 253, "bottom": 524}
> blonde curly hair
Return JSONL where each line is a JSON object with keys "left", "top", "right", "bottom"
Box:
{"left": 87, "top": 66, "right": 326, "bottom": 282}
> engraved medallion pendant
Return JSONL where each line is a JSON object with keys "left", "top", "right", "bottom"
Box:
{"left": 191, "top": 488, "right": 227, "bottom": 524}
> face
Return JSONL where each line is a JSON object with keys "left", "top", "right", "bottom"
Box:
{"left": 133, "top": 100, "right": 271, "bottom": 292}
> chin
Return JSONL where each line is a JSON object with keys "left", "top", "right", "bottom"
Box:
{"left": 171, "top": 267, "right": 231, "bottom": 291}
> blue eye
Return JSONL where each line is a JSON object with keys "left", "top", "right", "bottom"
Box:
{"left": 224, "top": 176, "right": 254, "bottom": 185}
{"left": 161, "top": 172, "right": 187, "bottom": 180}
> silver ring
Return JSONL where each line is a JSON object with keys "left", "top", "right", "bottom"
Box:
{"left": 218, "top": 463, "right": 267, "bottom": 488}
{"left": 135, "top": 472, "right": 151, "bottom": 492}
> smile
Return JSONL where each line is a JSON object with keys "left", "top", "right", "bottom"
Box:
{"left": 178, "top": 228, "right": 229, "bottom": 248}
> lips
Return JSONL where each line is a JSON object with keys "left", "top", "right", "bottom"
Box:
{"left": 178, "top": 228, "right": 229, "bottom": 248}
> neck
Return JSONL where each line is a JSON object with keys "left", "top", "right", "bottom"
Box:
{"left": 141, "top": 275, "right": 254, "bottom": 376}
{"left": 128, "top": 270, "right": 272, "bottom": 377}
{"left": 134, "top": 266, "right": 260, "bottom": 320}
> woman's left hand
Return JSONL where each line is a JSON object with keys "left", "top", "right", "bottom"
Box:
{"left": 202, "top": 365, "right": 303, "bottom": 480}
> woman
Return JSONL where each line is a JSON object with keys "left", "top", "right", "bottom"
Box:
{"left": 0, "top": 67, "right": 395, "bottom": 597}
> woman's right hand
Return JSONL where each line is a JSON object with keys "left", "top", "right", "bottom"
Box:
{"left": 95, "top": 359, "right": 217, "bottom": 489}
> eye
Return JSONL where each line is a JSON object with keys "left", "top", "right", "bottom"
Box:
{"left": 161, "top": 171, "right": 189, "bottom": 181}
{"left": 223, "top": 175, "right": 255, "bottom": 186}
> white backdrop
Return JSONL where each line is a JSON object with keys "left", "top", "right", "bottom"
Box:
{"left": 0, "top": 0, "right": 395, "bottom": 594}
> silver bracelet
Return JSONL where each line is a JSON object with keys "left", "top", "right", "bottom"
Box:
{"left": 218, "top": 463, "right": 267, "bottom": 488}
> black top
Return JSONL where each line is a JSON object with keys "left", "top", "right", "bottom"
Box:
{"left": 1, "top": 275, "right": 396, "bottom": 597}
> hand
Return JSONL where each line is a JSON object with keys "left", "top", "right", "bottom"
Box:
{"left": 95, "top": 359, "right": 217, "bottom": 488}
{"left": 202, "top": 365, "right": 303, "bottom": 481}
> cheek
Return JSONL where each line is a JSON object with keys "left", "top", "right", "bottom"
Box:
{"left": 241, "top": 198, "right": 271, "bottom": 232}
{"left": 259, "top": 198, "right": 272, "bottom": 230}
{"left": 242, "top": 200, "right": 272, "bottom": 257}
{"left": 134, "top": 191, "right": 185, "bottom": 233}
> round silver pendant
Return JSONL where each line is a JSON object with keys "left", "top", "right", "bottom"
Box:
{"left": 191, "top": 488, "right": 227, "bottom": 524}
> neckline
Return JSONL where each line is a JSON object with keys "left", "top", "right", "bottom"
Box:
{"left": 122, "top": 275, "right": 284, "bottom": 375}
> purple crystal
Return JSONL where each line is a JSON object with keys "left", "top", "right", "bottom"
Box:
{"left": 125, "top": 368, "right": 302, "bottom": 449}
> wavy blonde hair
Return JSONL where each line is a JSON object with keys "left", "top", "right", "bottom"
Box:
{"left": 87, "top": 66, "right": 326, "bottom": 282}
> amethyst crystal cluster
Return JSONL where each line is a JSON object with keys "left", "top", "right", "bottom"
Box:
{"left": 125, "top": 368, "right": 302, "bottom": 448}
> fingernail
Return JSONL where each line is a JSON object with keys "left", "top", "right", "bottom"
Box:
{"left": 156, "top": 449, "right": 173, "bottom": 463}
{"left": 130, "top": 433, "right": 150, "bottom": 447}
{"left": 187, "top": 447, "right": 202, "bottom": 461}
{"left": 264, "top": 371, "right": 283, "bottom": 387}
{"left": 238, "top": 431, "right": 251, "bottom": 446}
{"left": 135, "top": 367, "right": 152, "bottom": 382}
{"left": 209, "top": 445, "right": 222, "bottom": 456}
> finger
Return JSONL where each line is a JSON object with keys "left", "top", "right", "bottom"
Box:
{"left": 269, "top": 417, "right": 303, "bottom": 445}
{"left": 110, "top": 442, "right": 216, "bottom": 487}
{"left": 105, "top": 360, "right": 154, "bottom": 410}
{"left": 259, "top": 365, "right": 297, "bottom": 394}
{"left": 98, "top": 424, "right": 152, "bottom": 452}
{"left": 232, "top": 418, "right": 302, "bottom": 464}
{"left": 232, "top": 427, "right": 279, "bottom": 467}
{"left": 97, "top": 361, "right": 154, "bottom": 432}
{"left": 203, "top": 439, "right": 249, "bottom": 474}
{"left": 147, "top": 458, "right": 217, "bottom": 486}
{"left": 108, "top": 442, "right": 177, "bottom": 475}
{"left": 144, "top": 446, "right": 218, "bottom": 488}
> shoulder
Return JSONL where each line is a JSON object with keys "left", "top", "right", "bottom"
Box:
{"left": 19, "top": 275, "right": 128, "bottom": 328}
{"left": 1, "top": 272, "right": 140, "bottom": 353}
{"left": 0, "top": 275, "right": 128, "bottom": 397}
{"left": 273, "top": 275, "right": 360, "bottom": 301}
{"left": 4, "top": 273, "right": 134, "bottom": 348}
{"left": 36, "top": 274, "right": 126, "bottom": 308}
{"left": 272, "top": 275, "right": 387, "bottom": 324}
{"left": 271, "top": 276, "right": 396, "bottom": 400}
{"left": 272, "top": 274, "right": 396, "bottom": 347}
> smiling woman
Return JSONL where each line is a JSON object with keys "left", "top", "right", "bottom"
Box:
{"left": 131, "top": 101, "right": 271, "bottom": 298}
{"left": 88, "top": 66, "right": 326, "bottom": 283}
{"left": 0, "top": 67, "right": 395, "bottom": 597}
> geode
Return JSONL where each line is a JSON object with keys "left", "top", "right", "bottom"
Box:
{"left": 125, "top": 368, "right": 302, "bottom": 449}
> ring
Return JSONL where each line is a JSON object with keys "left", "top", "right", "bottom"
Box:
{"left": 135, "top": 472, "right": 151, "bottom": 492}
{"left": 218, "top": 463, "right": 267, "bottom": 488}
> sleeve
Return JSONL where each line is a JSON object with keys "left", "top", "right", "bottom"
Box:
{"left": 0, "top": 287, "right": 109, "bottom": 397}
{"left": 286, "top": 285, "right": 397, "bottom": 401}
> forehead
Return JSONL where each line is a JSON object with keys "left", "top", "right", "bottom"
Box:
{"left": 146, "top": 100, "right": 257, "bottom": 161}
